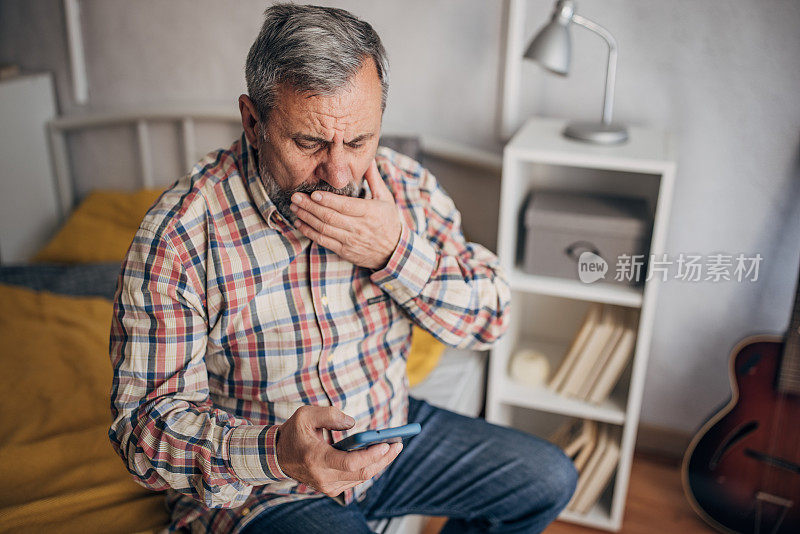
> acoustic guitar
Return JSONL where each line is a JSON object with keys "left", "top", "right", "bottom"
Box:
{"left": 682, "top": 267, "right": 800, "bottom": 533}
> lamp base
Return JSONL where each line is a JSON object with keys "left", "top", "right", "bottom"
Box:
{"left": 563, "top": 121, "right": 629, "bottom": 145}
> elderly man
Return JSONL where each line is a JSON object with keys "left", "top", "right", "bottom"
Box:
{"left": 109, "top": 3, "right": 577, "bottom": 533}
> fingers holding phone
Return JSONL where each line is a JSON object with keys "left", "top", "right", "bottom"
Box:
{"left": 326, "top": 440, "right": 404, "bottom": 489}
{"left": 275, "top": 405, "right": 404, "bottom": 498}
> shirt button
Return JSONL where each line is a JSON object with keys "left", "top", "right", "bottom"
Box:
{"left": 321, "top": 295, "right": 328, "bottom": 306}
{"left": 385, "top": 283, "right": 394, "bottom": 291}
{"left": 241, "top": 507, "right": 250, "bottom": 516}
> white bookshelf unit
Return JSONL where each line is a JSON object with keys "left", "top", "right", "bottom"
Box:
{"left": 486, "top": 117, "right": 676, "bottom": 532}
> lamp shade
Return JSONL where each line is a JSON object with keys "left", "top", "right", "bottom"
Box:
{"left": 522, "top": 0, "right": 628, "bottom": 144}
{"left": 523, "top": 20, "right": 571, "bottom": 75}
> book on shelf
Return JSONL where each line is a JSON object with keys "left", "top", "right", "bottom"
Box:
{"left": 570, "top": 420, "right": 597, "bottom": 472}
{"left": 588, "top": 314, "right": 637, "bottom": 404}
{"left": 548, "top": 304, "right": 637, "bottom": 404}
{"left": 568, "top": 421, "right": 609, "bottom": 512}
{"left": 561, "top": 306, "right": 622, "bottom": 398}
{"left": 570, "top": 427, "right": 620, "bottom": 514}
{"left": 550, "top": 418, "right": 597, "bottom": 470}
{"left": 577, "top": 307, "right": 628, "bottom": 399}
{"left": 547, "top": 303, "right": 602, "bottom": 392}
{"left": 549, "top": 419, "right": 620, "bottom": 515}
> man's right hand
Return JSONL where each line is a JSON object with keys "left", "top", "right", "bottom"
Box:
{"left": 275, "top": 405, "right": 404, "bottom": 498}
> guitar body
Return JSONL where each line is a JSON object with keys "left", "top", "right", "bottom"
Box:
{"left": 682, "top": 335, "right": 800, "bottom": 534}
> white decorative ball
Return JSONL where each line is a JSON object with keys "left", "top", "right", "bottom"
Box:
{"left": 508, "top": 349, "right": 551, "bottom": 387}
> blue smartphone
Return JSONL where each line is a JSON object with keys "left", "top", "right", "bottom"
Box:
{"left": 332, "top": 423, "right": 421, "bottom": 451}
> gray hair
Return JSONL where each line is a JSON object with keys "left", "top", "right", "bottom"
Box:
{"left": 245, "top": 3, "right": 389, "bottom": 122}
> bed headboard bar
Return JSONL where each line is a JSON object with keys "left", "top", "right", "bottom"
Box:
{"left": 47, "top": 106, "right": 242, "bottom": 217}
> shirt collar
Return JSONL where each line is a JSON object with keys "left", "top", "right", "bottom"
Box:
{"left": 240, "top": 132, "right": 291, "bottom": 232}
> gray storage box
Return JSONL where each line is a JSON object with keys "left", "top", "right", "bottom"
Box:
{"left": 522, "top": 191, "right": 650, "bottom": 286}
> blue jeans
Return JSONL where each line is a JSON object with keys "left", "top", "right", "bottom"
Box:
{"left": 241, "top": 397, "right": 578, "bottom": 533}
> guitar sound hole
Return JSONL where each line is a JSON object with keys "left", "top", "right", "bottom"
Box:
{"left": 709, "top": 420, "right": 759, "bottom": 470}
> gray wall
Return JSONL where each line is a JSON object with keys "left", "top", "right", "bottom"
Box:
{"left": 1, "top": 0, "right": 799, "bottom": 435}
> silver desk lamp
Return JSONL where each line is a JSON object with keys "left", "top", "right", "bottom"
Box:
{"left": 524, "top": 0, "right": 628, "bottom": 144}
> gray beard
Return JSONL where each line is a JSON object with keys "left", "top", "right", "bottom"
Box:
{"left": 257, "top": 152, "right": 360, "bottom": 224}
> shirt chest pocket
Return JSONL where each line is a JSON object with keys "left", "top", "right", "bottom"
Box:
{"left": 343, "top": 274, "right": 397, "bottom": 339}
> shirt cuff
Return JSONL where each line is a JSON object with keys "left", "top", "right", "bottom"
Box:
{"left": 370, "top": 223, "right": 437, "bottom": 304}
{"left": 228, "top": 424, "right": 290, "bottom": 484}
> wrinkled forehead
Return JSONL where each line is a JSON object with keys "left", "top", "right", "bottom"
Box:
{"left": 270, "top": 60, "right": 383, "bottom": 137}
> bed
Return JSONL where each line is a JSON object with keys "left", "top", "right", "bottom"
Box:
{"left": 0, "top": 109, "right": 489, "bottom": 533}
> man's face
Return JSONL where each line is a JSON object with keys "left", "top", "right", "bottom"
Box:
{"left": 255, "top": 58, "right": 383, "bottom": 222}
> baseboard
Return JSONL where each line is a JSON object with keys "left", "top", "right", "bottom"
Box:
{"left": 635, "top": 423, "right": 693, "bottom": 460}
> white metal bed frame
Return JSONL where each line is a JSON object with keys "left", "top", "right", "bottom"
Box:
{"left": 47, "top": 106, "right": 501, "bottom": 218}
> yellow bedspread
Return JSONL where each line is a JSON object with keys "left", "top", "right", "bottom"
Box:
{"left": 0, "top": 284, "right": 169, "bottom": 533}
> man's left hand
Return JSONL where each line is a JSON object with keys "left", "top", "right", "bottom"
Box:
{"left": 290, "top": 160, "right": 402, "bottom": 270}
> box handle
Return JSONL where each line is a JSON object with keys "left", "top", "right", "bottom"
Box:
{"left": 564, "top": 241, "right": 600, "bottom": 262}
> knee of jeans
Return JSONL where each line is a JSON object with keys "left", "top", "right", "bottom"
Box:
{"left": 543, "top": 443, "right": 579, "bottom": 508}
{"left": 520, "top": 441, "right": 578, "bottom": 511}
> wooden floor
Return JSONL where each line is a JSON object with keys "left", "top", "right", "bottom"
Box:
{"left": 422, "top": 452, "right": 716, "bottom": 534}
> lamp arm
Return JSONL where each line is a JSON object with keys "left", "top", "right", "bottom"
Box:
{"left": 571, "top": 14, "right": 618, "bottom": 124}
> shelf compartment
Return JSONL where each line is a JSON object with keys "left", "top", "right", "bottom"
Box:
{"left": 498, "top": 156, "right": 662, "bottom": 306}
{"left": 494, "top": 404, "right": 622, "bottom": 531}
{"left": 498, "top": 302, "right": 634, "bottom": 425}
{"left": 509, "top": 268, "right": 643, "bottom": 308}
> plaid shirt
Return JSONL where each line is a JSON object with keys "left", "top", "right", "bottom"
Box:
{"left": 109, "top": 133, "right": 510, "bottom": 533}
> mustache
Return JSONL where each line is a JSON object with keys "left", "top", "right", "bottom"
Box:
{"left": 263, "top": 175, "right": 362, "bottom": 223}
{"left": 287, "top": 180, "right": 359, "bottom": 197}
